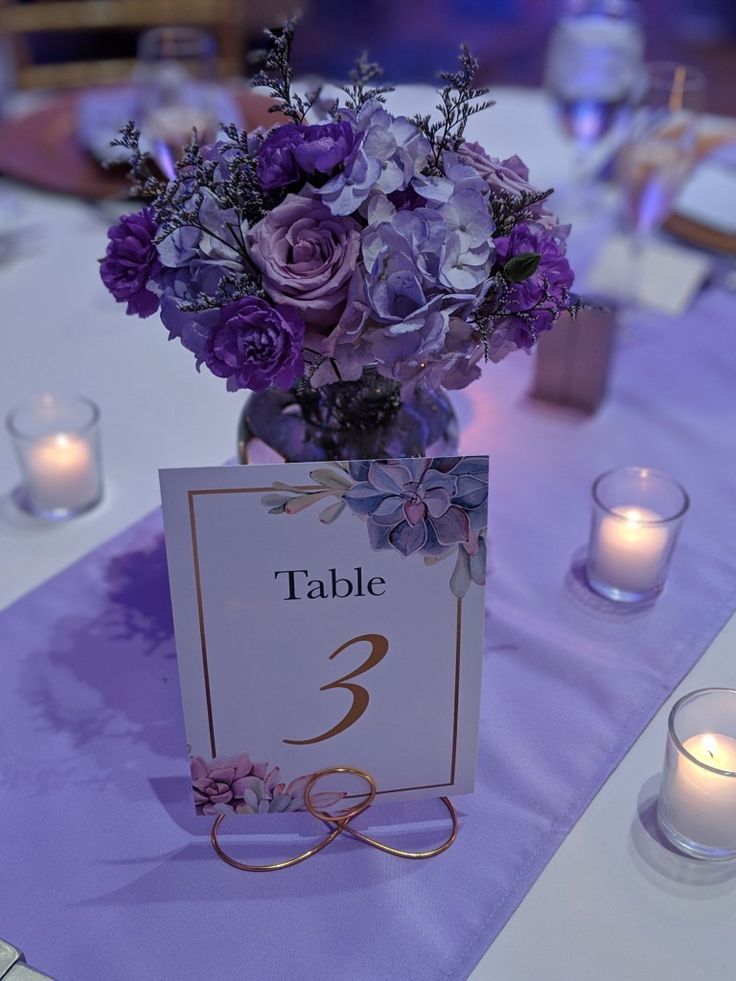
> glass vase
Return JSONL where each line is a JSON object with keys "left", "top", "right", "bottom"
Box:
{"left": 238, "top": 369, "right": 459, "bottom": 464}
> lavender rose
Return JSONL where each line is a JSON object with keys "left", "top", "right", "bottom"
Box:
{"left": 100, "top": 207, "right": 161, "bottom": 317}
{"left": 205, "top": 296, "right": 305, "bottom": 392}
{"left": 458, "top": 142, "right": 557, "bottom": 228}
{"left": 458, "top": 142, "right": 534, "bottom": 196}
{"left": 247, "top": 194, "right": 361, "bottom": 328}
{"left": 257, "top": 121, "right": 359, "bottom": 191}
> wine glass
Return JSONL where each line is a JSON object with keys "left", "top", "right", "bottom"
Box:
{"left": 545, "top": 0, "right": 644, "bottom": 212}
{"left": 617, "top": 62, "right": 707, "bottom": 236}
{"left": 615, "top": 62, "right": 706, "bottom": 316}
{"left": 134, "top": 27, "right": 220, "bottom": 177}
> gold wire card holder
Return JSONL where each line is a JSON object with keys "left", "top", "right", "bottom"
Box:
{"left": 210, "top": 766, "right": 459, "bottom": 872}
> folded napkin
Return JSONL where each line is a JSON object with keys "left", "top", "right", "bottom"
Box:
{"left": 674, "top": 140, "right": 736, "bottom": 237}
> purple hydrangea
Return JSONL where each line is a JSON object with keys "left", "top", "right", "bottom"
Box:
{"left": 205, "top": 296, "right": 305, "bottom": 392}
{"left": 100, "top": 207, "right": 161, "bottom": 317}
{"left": 355, "top": 196, "right": 493, "bottom": 381}
{"left": 401, "top": 317, "right": 484, "bottom": 391}
{"left": 318, "top": 100, "right": 430, "bottom": 215}
{"left": 344, "top": 457, "right": 488, "bottom": 557}
{"left": 257, "top": 121, "right": 359, "bottom": 191}
{"left": 494, "top": 221, "right": 573, "bottom": 347}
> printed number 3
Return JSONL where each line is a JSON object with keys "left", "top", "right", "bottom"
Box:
{"left": 283, "top": 634, "right": 389, "bottom": 746}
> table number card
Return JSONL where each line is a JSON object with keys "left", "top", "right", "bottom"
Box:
{"left": 160, "top": 456, "right": 488, "bottom": 817}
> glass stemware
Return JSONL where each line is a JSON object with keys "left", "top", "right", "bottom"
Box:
{"left": 615, "top": 62, "right": 706, "bottom": 315}
{"left": 545, "top": 0, "right": 644, "bottom": 212}
{"left": 134, "top": 27, "right": 220, "bottom": 177}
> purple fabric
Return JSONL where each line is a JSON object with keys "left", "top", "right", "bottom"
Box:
{"left": 1, "top": 288, "right": 736, "bottom": 980}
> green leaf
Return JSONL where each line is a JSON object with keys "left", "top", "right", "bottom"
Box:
{"left": 309, "top": 467, "right": 353, "bottom": 491}
{"left": 319, "top": 500, "right": 346, "bottom": 524}
{"left": 261, "top": 493, "right": 290, "bottom": 508}
{"left": 284, "top": 491, "right": 330, "bottom": 515}
{"left": 450, "top": 545, "right": 471, "bottom": 598}
{"left": 503, "top": 252, "right": 541, "bottom": 283}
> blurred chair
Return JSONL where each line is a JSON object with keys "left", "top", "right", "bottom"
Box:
{"left": 0, "top": 0, "right": 246, "bottom": 89}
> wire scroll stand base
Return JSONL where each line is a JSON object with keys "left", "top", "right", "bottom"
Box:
{"left": 210, "top": 766, "right": 459, "bottom": 872}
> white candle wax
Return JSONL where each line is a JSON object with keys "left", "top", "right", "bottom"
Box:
{"left": 25, "top": 433, "right": 98, "bottom": 512}
{"left": 593, "top": 505, "right": 668, "bottom": 594}
{"left": 662, "top": 733, "right": 736, "bottom": 852}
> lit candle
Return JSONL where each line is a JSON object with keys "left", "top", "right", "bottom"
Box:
{"left": 25, "top": 432, "right": 98, "bottom": 512}
{"left": 592, "top": 505, "right": 668, "bottom": 594}
{"left": 660, "top": 733, "right": 736, "bottom": 855}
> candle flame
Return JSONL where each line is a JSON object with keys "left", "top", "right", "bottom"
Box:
{"left": 702, "top": 734, "right": 719, "bottom": 761}
{"left": 53, "top": 433, "right": 71, "bottom": 449}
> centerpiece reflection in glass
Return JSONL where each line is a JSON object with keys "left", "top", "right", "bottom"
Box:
{"left": 100, "top": 19, "right": 581, "bottom": 463}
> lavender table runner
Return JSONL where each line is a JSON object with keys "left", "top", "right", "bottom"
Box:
{"left": 1, "top": 288, "right": 735, "bottom": 981}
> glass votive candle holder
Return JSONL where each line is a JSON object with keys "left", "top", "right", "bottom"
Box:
{"left": 657, "top": 689, "right": 736, "bottom": 861}
{"left": 6, "top": 394, "right": 103, "bottom": 520}
{"left": 585, "top": 466, "right": 688, "bottom": 603}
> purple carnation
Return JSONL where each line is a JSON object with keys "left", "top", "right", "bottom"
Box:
{"left": 257, "top": 121, "right": 359, "bottom": 191}
{"left": 100, "top": 207, "right": 161, "bottom": 317}
{"left": 205, "top": 297, "right": 305, "bottom": 392}
{"left": 494, "top": 221, "right": 574, "bottom": 347}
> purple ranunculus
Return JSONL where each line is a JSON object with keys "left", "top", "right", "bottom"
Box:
{"left": 247, "top": 194, "right": 361, "bottom": 328}
{"left": 257, "top": 121, "right": 359, "bottom": 191}
{"left": 494, "top": 221, "right": 574, "bottom": 347}
{"left": 344, "top": 457, "right": 488, "bottom": 558}
{"left": 205, "top": 296, "right": 305, "bottom": 392}
{"left": 100, "top": 206, "right": 161, "bottom": 317}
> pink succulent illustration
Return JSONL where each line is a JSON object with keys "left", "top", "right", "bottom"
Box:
{"left": 190, "top": 753, "right": 346, "bottom": 816}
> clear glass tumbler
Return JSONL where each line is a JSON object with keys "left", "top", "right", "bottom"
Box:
{"left": 658, "top": 689, "right": 736, "bottom": 861}
{"left": 6, "top": 394, "right": 103, "bottom": 520}
{"left": 586, "top": 466, "right": 688, "bottom": 602}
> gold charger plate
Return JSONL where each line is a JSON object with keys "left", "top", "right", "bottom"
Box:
{"left": 664, "top": 127, "right": 736, "bottom": 256}
{"left": 0, "top": 87, "right": 279, "bottom": 199}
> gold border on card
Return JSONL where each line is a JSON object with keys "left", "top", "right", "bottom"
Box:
{"left": 188, "top": 488, "right": 463, "bottom": 791}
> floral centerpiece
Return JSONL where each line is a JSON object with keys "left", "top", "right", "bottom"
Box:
{"left": 100, "top": 20, "right": 579, "bottom": 462}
